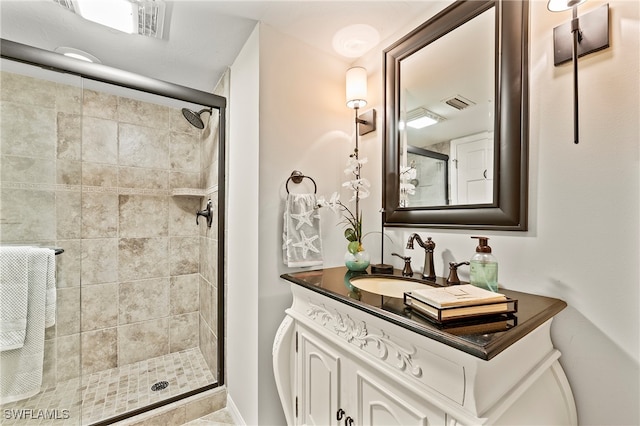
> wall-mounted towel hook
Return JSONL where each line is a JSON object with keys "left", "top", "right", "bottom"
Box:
{"left": 286, "top": 170, "right": 317, "bottom": 194}
{"left": 196, "top": 199, "right": 213, "bottom": 228}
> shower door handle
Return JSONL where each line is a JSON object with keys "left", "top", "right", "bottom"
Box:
{"left": 196, "top": 199, "right": 213, "bottom": 228}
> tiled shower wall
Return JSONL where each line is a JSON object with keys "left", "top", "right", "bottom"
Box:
{"left": 0, "top": 70, "right": 219, "bottom": 386}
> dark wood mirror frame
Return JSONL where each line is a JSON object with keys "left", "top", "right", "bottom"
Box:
{"left": 383, "top": 0, "right": 529, "bottom": 230}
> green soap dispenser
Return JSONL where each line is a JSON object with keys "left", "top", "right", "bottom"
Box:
{"left": 469, "top": 236, "right": 499, "bottom": 292}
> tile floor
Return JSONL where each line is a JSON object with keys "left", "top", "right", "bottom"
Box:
{"left": 182, "top": 408, "right": 235, "bottom": 425}
{"left": 1, "top": 347, "right": 215, "bottom": 425}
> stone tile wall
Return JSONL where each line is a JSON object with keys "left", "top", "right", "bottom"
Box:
{"left": 0, "top": 70, "right": 219, "bottom": 386}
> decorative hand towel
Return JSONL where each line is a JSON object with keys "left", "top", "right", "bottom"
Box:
{"left": 283, "top": 193, "right": 323, "bottom": 267}
{"left": 0, "top": 246, "right": 30, "bottom": 352}
{"left": 0, "top": 247, "right": 52, "bottom": 404}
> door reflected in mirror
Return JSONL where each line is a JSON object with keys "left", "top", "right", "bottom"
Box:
{"left": 399, "top": 6, "right": 495, "bottom": 208}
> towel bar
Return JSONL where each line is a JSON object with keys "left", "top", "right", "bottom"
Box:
{"left": 0, "top": 245, "right": 64, "bottom": 255}
{"left": 286, "top": 170, "right": 317, "bottom": 194}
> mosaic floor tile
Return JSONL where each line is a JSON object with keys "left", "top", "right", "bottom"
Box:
{"left": 1, "top": 348, "right": 215, "bottom": 425}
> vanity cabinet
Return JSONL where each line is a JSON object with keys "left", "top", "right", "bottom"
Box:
{"left": 274, "top": 268, "right": 577, "bottom": 426}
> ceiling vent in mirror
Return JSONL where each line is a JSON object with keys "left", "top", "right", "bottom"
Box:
{"left": 53, "top": 0, "right": 166, "bottom": 39}
{"left": 442, "top": 95, "right": 476, "bottom": 111}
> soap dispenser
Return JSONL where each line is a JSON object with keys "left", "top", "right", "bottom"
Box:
{"left": 469, "top": 236, "right": 499, "bottom": 292}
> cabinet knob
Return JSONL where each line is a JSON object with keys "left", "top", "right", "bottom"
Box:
{"left": 337, "top": 408, "right": 345, "bottom": 421}
{"left": 345, "top": 416, "right": 354, "bottom": 426}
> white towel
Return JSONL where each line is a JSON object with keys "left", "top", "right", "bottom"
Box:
{"left": 282, "top": 193, "right": 323, "bottom": 267}
{"left": 0, "top": 247, "right": 54, "bottom": 404}
{"left": 0, "top": 246, "right": 30, "bottom": 351}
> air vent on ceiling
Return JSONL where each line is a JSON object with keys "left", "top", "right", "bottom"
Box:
{"left": 53, "top": 0, "right": 75, "bottom": 12}
{"left": 138, "top": 1, "right": 164, "bottom": 38}
{"left": 52, "top": 0, "right": 165, "bottom": 39}
{"left": 442, "top": 95, "right": 476, "bottom": 111}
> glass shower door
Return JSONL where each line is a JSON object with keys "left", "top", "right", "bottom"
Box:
{"left": 1, "top": 57, "right": 223, "bottom": 425}
{"left": 76, "top": 79, "right": 220, "bottom": 423}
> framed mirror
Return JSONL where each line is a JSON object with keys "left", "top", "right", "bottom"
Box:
{"left": 383, "top": 0, "right": 529, "bottom": 230}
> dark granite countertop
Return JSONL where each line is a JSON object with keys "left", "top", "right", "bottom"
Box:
{"left": 281, "top": 266, "right": 567, "bottom": 360}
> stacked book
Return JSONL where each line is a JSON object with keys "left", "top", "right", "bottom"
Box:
{"left": 404, "top": 284, "right": 517, "bottom": 323}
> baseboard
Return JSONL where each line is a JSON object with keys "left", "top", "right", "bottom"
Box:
{"left": 226, "top": 394, "right": 246, "bottom": 426}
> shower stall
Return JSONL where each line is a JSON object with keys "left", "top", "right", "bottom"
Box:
{"left": 0, "top": 40, "right": 226, "bottom": 425}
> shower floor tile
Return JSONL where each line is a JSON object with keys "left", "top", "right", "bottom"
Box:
{"left": 0, "top": 347, "right": 215, "bottom": 425}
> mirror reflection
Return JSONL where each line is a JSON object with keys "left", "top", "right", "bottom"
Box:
{"left": 399, "top": 6, "right": 495, "bottom": 207}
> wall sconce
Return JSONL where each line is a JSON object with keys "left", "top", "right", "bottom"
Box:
{"left": 346, "top": 66, "right": 376, "bottom": 136}
{"left": 548, "top": 1, "right": 609, "bottom": 144}
{"left": 345, "top": 67, "right": 391, "bottom": 275}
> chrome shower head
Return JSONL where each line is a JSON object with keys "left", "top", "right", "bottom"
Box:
{"left": 181, "top": 108, "right": 212, "bottom": 129}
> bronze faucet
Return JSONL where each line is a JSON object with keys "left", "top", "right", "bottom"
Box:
{"left": 406, "top": 234, "right": 436, "bottom": 281}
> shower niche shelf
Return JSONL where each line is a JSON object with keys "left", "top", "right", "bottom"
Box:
{"left": 171, "top": 188, "right": 207, "bottom": 197}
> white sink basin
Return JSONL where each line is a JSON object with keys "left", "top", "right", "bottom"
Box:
{"left": 349, "top": 276, "right": 436, "bottom": 298}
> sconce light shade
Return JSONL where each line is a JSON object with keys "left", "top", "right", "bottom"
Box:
{"left": 346, "top": 66, "right": 368, "bottom": 109}
{"left": 547, "top": 0, "right": 586, "bottom": 12}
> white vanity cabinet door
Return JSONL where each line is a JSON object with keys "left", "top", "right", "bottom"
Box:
{"left": 354, "top": 367, "right": 445, "bottom": 426}
{"left": 296, "top": 324, "right": 445, "bottom": 426}
{"left": 297, "top": 326, "right": 344, "bottom": 426}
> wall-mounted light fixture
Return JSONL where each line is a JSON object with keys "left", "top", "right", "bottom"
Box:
{"left": 346, "top": 67, "right": 391, "bottom": 274}
{"left": 548, "top": 1, "right": 609, "bottom": 144}
{"left": 346, "top": 66, "right": 376, "bottom": 136}
{"left": 405, "top": 107, "right": 445, "bottom": 129}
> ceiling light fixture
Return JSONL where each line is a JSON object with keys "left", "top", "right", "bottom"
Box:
{"left": 54, "top": 46, "right": 101, "bottom": 63}
{"left": 52, "top": 0, "right": 165, "bottom": 38}
{"left": 333, "top": 24, "right": 380, "bottom": 58}
{"left": 405, "top": 108, "right": 445, "bottom": 129}
{"left": 75, "top": 0, "right": 136, "bottom": 33}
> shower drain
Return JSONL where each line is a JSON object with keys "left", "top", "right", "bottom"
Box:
{"left": 151, "top": 381, "right": 169, "bottom": 391}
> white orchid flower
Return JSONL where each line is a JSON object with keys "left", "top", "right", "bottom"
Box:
{"left": 343, "top": 178, "right": 371, "bottom": 201}
{"left": 400, "top": 182, "right": 416, "bottom": 195}
{"left": 358, "top": 185, "right": 371, "bottom": 199}
{"left": 400, "top": 165, "right": 417, "bottom": 181}
{"left": 344, "top": 156, "right": 368, "bottom": 176}
{"left": 329, "top": 191, "right": 340, "bottom": 204}
{"left": 318, "top": 191, "right": 341, "bottom": 214}
{"left": 344, "top": 158, "right": 358, "bottom": 176}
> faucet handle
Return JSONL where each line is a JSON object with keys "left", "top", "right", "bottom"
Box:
{"left": 391, "top": 253, "right": 413, "bottom": 277}
{"left": 196, "top": 199, "right": 213, "bottom": 228}
{"left": 447, "top": 261, "right": 469, "bottom": 285}
{"left": 425, "top": 237, "right": 435, "bottom": 251}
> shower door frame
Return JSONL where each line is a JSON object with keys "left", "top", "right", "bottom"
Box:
{"left": 1, "top": 38, "right": 227, "bottom": 423}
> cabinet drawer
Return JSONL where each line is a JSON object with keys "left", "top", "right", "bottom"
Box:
{"left": 294, "top": 289, "right": 466, "bottom": 405}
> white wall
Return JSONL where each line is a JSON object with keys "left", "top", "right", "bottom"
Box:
{"left": 227, "top": 25, "right": 260, "bottom": 426}
{"left": 256, "top": 24, "right": 367, "bottom": 425}
{"left": 228, "top": 22, "right": 367, "bottom": 425}
{"left": 377, "top": 1, "right": 639, "bottom": 424}
{"left": 228, "top": 1, "right": 639, "bottom": 425}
